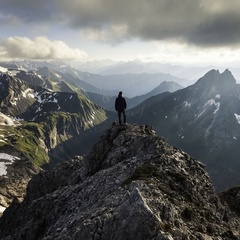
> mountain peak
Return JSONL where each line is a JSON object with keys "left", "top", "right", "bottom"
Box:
{"left": 221, "top": 68, "right": 236, "bottom": 83}
{"left": 0, "top": 124, "right": 239, "bottom": 239}
{"left": 195, "top": 69, "right": 236, "bottom": 93}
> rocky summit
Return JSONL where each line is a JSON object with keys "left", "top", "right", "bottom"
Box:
{"left": 0, "top": 124, "right": 239, "bottom": 240}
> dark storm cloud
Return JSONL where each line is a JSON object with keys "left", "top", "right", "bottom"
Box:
{"left": 187, "top": 13, "right": 240, "bottom": 47}
{"left": 0, "top": 0, "right": 58, "bottom": 23}
{"left": 1, "top": 0, "right": 240, "bottom": 48}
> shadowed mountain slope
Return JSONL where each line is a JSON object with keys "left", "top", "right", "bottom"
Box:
{"left": 129, "top": 69, "right": 240, "bottom": 191}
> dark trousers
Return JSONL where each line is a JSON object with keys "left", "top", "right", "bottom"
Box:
{"left": 118, "top": 110, "right": 126, "bottom": 125}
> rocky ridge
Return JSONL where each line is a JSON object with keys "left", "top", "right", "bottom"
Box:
{"left": 0, "top": 124, "right": 239, "bottom": 239}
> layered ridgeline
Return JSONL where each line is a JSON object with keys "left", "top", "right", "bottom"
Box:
{"left": 2, "top": 64, "right": 184, "bottom": 110}
{"left": 0, "top": 124, "right": 239, "bottom": 239}
{"left": 129, "top": 69, "right": 240, "bottom": 191}
{"left": 0, "top": 71, "right": 110, "bottom": 213}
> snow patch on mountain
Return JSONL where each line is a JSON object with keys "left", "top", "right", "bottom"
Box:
{"left": 195, "top": 98, "right": 220, "bottom": 118}
{"left": 10, "top": 98, "right": 18, "bottom": 106}
{"left": 22, "top": 88, "right": 35, "bottom": 98}
{"left": 90, "top": 110, "right": 95, "bottom": 120}
{"left": 183, "top": 101, "right": 191, "bottom": 107}
{"left": 34, "top": 91, "right": 43, "bottom": 103}
{"left": 0, "top": 205, "right": 6, "bottom": 215}
{"left": 88, "top": 110, "right": 96, "bottom": 126}
{"left": 195, "top": 109, "right": 205, "bottom": 118}
{"left": 0, "top": 113, "right": 17, "bottom": 126}
{"left": 8, "top": 70, "right": 20, "bottom": 77}
{"left": 0, "top": 67, "right": 8, "bottom": 73}
{"left": 234, "top": 113, "right": 240, "bottom": 124}
{"left": 32, "top": 91, "right": 62, "bottom": 116}
{"left": 0, "top": 153, "right": 20, "bottom": 176}
{"left": 205, "top": 99, "right": 220, "bottom": 114}
{"left": 34, "top": 91, "right": 58, "bottom": 104}
{"left": 0, "top": 67, "right": 21, "bottom": 77}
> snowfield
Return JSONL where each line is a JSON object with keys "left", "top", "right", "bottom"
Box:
{"left": 0, "top": 112, "right": 21, "bottom": 126}
{"left": 234, "top": 113, "right": 240, "bottom": 124}
{"left": 0, "top": 205, "right": 6, "bottom": 215}
{"left": 0, "top": 153, "right": 20, "bottom": 176}
{"left": 0, "top": 113, "right": 16, "bottom": 126}
{"left": 0, "top": 67, "right": 8, "bottom": 73}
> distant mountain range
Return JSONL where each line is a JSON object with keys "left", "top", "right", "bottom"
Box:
{"left": 2, "top": 59, "right": 240, "bottom": 83}
{"left": 71, "top": 59, "right": 240, "bottom": 83}
{"left": 0, "top": 61, "right": 186, "bottom": 98}
{"left": 54, "top": 65, "right": 186, "bottom": 98}
{"left": 0, "top": 62, "right": 184, "bottom": 108}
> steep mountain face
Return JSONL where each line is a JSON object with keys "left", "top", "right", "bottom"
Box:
{"left": 0, "top": 72, "right": 109, "bottom": 137}
{"left": 0, "top": 72, "right": 111, "bottom": 211}
{"left": 0, "top": 112, "right": 41, "bottom": 215}
{"left": 0, "top": 149, "right": 40, "bottom": 216}
{"left": 129, "top": 69, "right": 240, "bottom": 191}
{"left": 0, "top": 124, "right": 239, "bottom": 239}
{"left": 0, "top": 71, "right": 108, "bottom": 134}
{"left": 0, "top": 71, "right": 111, "bottom": 162}
{"left": 0, "top": 73, "right": 36, "bottom": 116}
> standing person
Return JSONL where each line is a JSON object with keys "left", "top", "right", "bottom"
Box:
{"left": 115, "top": 91, "right": 127, "bottom": 125}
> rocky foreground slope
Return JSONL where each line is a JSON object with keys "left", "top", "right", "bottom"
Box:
{"left": 0, "top": 124, "right": 239, "bottom": 239}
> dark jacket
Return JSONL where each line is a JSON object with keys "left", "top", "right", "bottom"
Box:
{"left": 115, "top": 95, "right": 127, "bottom": 112}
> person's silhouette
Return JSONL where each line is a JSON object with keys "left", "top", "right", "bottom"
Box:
{"left": 115, "top": 91, "right": 127, "bottom": 125}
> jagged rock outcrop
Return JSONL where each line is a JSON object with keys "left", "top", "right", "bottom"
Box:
{"left": 0, "top": 124, "right": 239, "bottom": 239}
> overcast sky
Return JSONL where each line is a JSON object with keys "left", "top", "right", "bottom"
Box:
{"left": 1, "top": 0, "right": 240, "bottom": 65}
